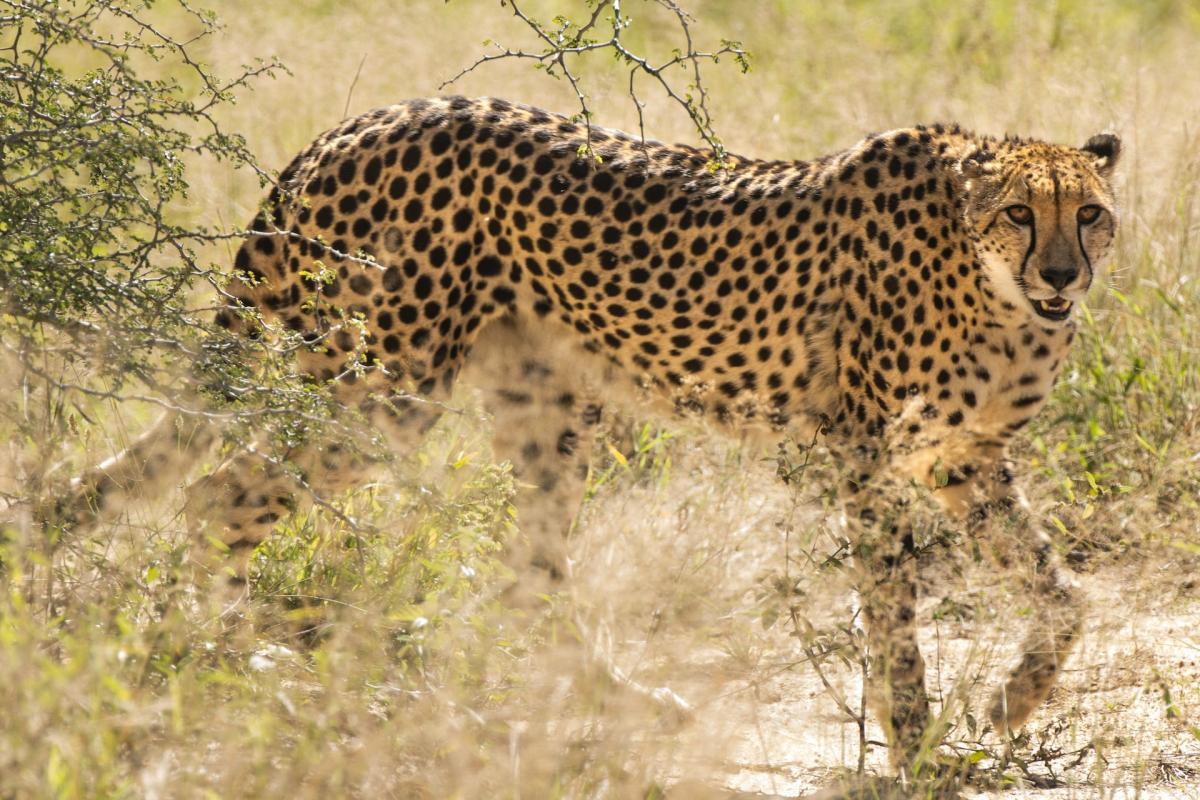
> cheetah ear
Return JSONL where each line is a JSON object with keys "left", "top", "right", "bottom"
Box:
{"left": 1081, "top": 133, "right": 1120, "bottom": 177}
{"left": 957, "top": 147, "right": 998, "bottom": 182}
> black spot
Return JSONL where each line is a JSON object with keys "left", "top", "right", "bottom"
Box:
{"left": 383, "top": 266, "right": 403, "bottom": 291}
{"left": 431, "top": 187, "right": 452, "bottom": 211}
{"left": 370, "top": 198, "right": 389, "bottom": 222}
{"left": 363, "top": 156, "right": 382, "bottom": 185}
{"left": 402, "top": 146, "right": 421, "bottom": 171}
{"left": 404, "top": 199, "right": 423, "bottom": 223}
{"left": 452, "top": 208, "right": 473, "bottom": 232}
{"left": 556, "top": 429, "right": 579, "bottom": 455}
{"left": 430, "top": 130, "right": 452, "bottom": 155}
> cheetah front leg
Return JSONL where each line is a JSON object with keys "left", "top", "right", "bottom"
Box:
{"left": 842, "top": 467, "right": 935, "bottom": 775}
{"left": 859, "top": 550, "right": 933, "bottom": 774}
{"left": 934, "top": 455, "right": 1084, "bottom": 736}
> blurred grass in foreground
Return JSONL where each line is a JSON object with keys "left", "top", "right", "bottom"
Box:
{"left": 2, "top": 0, "right": 1200, "bottom": 796}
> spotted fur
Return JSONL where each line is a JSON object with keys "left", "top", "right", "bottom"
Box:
{"left": 64, "top": 96, "right": 1121, "bottom": 773}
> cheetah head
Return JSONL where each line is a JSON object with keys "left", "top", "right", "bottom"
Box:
{"left": 960, "top": 133, "right": 1120, "bottom": 325}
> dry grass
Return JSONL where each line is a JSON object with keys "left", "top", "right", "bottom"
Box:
{"left": 3, "top": 1, "right": 1200, "bottom": 797}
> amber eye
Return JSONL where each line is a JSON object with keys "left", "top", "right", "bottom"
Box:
{"left": 1077, "top": 205, "right": 1103, "bottom": 225}
{"left": 1005, "top": 205, "right": 1033, "bottom": 225}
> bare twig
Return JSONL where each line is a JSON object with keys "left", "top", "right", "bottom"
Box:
{"left": 440, "top": 0, "right": 751, "bottom": 169}
{"left": 343, "top": 53, "right": 368, "bottom": 121}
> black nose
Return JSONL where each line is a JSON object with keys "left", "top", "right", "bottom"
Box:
{"left": 1039, "top": 265, "right": 1078, "bottom": 291}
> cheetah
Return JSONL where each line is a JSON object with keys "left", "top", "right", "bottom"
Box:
{"left": 59, "top": 96, "right": 1120, "bottom": 773}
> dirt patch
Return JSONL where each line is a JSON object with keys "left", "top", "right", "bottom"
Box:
{"left": 568, "top": 444, "right": 1200, "bottom": 798}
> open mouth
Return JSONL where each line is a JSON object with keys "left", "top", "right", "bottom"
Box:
{"left": 1032, "top": 296, "right": 1073, "bottom": 321}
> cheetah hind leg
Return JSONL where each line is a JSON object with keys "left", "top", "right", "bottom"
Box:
{"left": 180, "top": 424, "right": 386, "bottom": 630}
{"left": 42, "top": 412, "right": 219, "bottom": 536}
{"left": 465, "top": 316, "right": 694, "bottom": 724}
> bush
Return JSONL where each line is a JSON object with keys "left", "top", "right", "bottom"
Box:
{"left": 0, "top": 6, "right": 519, "bottom": 795}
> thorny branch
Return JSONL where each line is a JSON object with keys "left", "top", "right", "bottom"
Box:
{"left": 0, "top": 0, "right": 411, "bottom": 533}
{"left": 440, "top": 0, "right": 751, "bottom": 169}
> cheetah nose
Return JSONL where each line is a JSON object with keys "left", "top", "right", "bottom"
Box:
{"left": 1038, "top": 264, "right": 1078, "bottom": 291}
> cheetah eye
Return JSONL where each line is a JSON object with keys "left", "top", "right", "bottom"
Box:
{"left": 1005, "top": 205, "right": 1033, "bottom": 225}
{"left": 1077, "top": 205, "right": 1103, "bottom": 225}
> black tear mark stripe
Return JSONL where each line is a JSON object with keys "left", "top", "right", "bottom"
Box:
{"left": 1019, "top": 212, "right": 1037, "bottom": 285}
